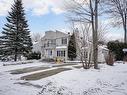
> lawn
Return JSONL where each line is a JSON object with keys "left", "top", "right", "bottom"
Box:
{"left": 0, "top": 61, "right": 127, "bottom": 95}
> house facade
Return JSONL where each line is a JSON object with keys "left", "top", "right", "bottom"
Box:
{"left": 39, "top": 30, "right": 109, "bottom": 63}
{"left": 41, "top": 30, "right": 69, "bottom": 61}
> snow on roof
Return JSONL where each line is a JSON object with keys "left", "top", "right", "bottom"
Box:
{"left": 41, "top": 30, "right": 69, "bottom": 40}
{"left": 33, "top": 41, "right": 39, "bottom": 45}
{"left": 98, "top": 45, "right": 109, "bottom": 51}
{"left": 56, "top": 46, "right": 67, "bottom": 49}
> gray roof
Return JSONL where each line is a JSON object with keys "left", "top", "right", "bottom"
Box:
{"left": 42, "top": 30, "right": 69, "bottom": 40}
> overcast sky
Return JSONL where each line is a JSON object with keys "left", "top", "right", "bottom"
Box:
{"left": 0, "top": 0, "right": 124, "bottom": 41}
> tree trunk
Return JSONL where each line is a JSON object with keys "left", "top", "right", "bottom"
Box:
{"left": 88, "top": 48, "right": 92, "bottom": 68}
{"left": 93, "top": 0, "right": 98, "bottom": 69}
{"left": 124, "top": 13, "right": 127, "bottom": 43}
{"left": 14, "top": 48, "right": 17, "bottom": 61}
{"left": 14, "top": 54, "right": 17, "bottom": 61}
{"left": 124, "top": 26, "right": 127, "bottom": 44}
{"left": 81, "top": 54, "right": 85, "bottom": 69}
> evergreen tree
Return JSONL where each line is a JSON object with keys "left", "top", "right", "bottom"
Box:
{"left": 107, "top": 41, "right": 127, "bottom": 60}
{"left": 68, "top": 33, "right": 77, "bottom": 60}
{"left": 0, "top": 0, "right": 32, "bottom": 61}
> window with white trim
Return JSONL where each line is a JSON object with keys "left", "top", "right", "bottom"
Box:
{"left": 62, "top": 38, "right": 67, "bottom": 45}
{"left": 57, "top": 50, "right": 66, "bottom": 57}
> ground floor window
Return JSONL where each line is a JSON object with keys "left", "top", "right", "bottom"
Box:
{"left": 57, "top": 50, "right": 65, "bottom": 57}
{"left": 50, "top": 50, "right": 52, "bottom": 55}
{"left": 47, "top": 50, "right": 52, "bottom": 56}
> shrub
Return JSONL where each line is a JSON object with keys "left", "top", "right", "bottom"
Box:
{"left": 27, "top": 52, "right": 41, "bottom": 60}
{"left": 107, "top": 41, "right": 127, "bottom": 61}
{"left": 42, "top": 58, "right": 55, "bottom": 62}
{"left": 106, "top": 51, "right": 114, "bottom": 66}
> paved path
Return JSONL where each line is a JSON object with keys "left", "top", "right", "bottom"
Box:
{"left": 9, "top": 63, "right": 82, "bottom": 80}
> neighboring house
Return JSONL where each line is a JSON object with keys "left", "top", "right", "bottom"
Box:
{"left": 98, "top": 45, "right": 109, "bottom": 63}
{"left": 41, "top": 30, "right": 69, "bottom": 61}
{"left": 75, "top": 38, "right": 109, "bottom": 63}
{"left": 74, "top": 29, "right": 109, "bottom": 63}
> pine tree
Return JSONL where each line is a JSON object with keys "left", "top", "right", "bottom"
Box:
{"left": 0, "top": 0, "right": 32, "bottom": 61}
{"left": 68, "top": 32, "right": 77, "bottom": 60}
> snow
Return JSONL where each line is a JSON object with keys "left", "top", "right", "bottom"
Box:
{"left": 99, "top": 45, "right": 109, "bottom": 51}
{"left": 0, "top": 61, "right": 127, "bottom": 95}
{"left": 0, "top": 60, "right": 52, "bottom": 72}
{"left": 32, "top": 41, "right": 41, "bottom": 53}
{"left": 33, "top": 63, "right": 127, "bottom": 95}
{"left": 56, "top": 46, "right": 67, "bottom": 49}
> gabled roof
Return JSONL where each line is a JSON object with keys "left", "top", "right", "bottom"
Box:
{"left": 41, "top": 30, "right": 69, "bottom": 40}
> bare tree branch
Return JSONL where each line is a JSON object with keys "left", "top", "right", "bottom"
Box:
{"left": 104, "top": 0, "right": 127, "bottom": 43}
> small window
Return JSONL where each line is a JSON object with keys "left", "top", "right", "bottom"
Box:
{"left": 57, "top": 51, "right": 60, "bottom": 57}
{"left": 47, "top": 41, "right": 50, "bottom": 47}
{"left": 62, "top": 38, "right": 67, "bottom": 45}
{"left": 51, "top": 40, "right": 54, "bottom": 45}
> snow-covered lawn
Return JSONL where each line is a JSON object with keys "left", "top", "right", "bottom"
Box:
{"left": 0, "top": 61, "right": 127, "bottom": 95}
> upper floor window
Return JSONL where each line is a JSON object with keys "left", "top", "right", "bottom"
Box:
{"left": 51, "top": 40, "right": 56, "bottom": 45}
{"left": 46, "top": 41, "right": 49, "bottom": 47}
{"left": 62, "top": 38, "right": 67, "bottom": 45}
{"left": 46, "top": 40, "right": 56, "bottom": 47}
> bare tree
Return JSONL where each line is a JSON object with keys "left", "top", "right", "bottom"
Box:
{"left": 98, "top": 22, "right": 109, "bottom": 43}
{"left": 77, "top": 23, "right": 93, "bottom": 69}
{"left": 64, "top": 0, "right": 101, "bottom": 69}
{"left": 104, "top": 0, "right": 127, "bottom": 43}
{"left": 67, "top": 21, "right": 92, "bottom": 69}
{"left": 32, "top": 32, "right": 41, "bottom": 42}
{"left": 74, "top": 21, "right": 108, "bottom": 69}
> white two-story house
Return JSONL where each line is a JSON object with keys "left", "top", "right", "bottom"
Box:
{"left": 35, "top": 30, "right": 109, "bottom": 63}
{"left": 41, "top": 30, "right": 69, "bottom": 61}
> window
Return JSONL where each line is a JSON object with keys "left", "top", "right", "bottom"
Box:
{"left": 62, "top": 38, "right": 67, "bottom": 45}
{"left": 61, "top": 51, "right": 63, "bottom": 56}
{"left": 57, "top": 51, "right": 59, "bottom": 56}
{"left": 50, "top": 50, "right": 52, "bottom": 55}
{"left": 51, "top": 40, "right": 54, "bottom": 45}
{"left": 57, "top": 50, "right": 66, "bottom": 57}
{"left": 57, "top": 51, "right": 60, "bottom": 57}
{"left": 47, "top": 41, "right": 50, "bottom": 47}
{"left": 63, "top": 51, "right": 65, "bottom": 57}
{"left": 48, "top": 50, "right": 52, "bottom": 56}
{"left": 51, "top": 40, "right": 56, "bottom": 45}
